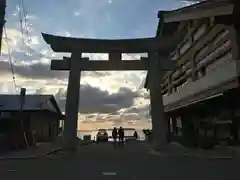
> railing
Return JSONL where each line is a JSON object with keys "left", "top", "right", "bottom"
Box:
{"left": 163, "top": 60, "right": 238, "bottom": 106}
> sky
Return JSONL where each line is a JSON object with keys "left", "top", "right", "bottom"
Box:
{"left": 1, "top": 0, "right": 196, "bottom": 130}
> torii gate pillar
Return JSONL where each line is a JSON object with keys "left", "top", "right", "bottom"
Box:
{"left": 148, "top": 52, "right": 168, "bottom": 150}
{"left": 63, "top": 52, "right": 81, "bottom": 151}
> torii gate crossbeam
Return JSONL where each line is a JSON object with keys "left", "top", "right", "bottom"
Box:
{"left": 50, "top": 57, "right": 175, "bottom": 71}
{"left": 42, "top": 33, "right": 183, "bottom": 152}
{"left": 42, "top": 33, "right": 180, "bottom": 53}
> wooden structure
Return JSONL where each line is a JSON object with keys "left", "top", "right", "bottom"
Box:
{"left": 42, "top": 29, "right": 184, "bottom": 151}
{"left": 145, "top": 0, "right": 240, "bottom": 147}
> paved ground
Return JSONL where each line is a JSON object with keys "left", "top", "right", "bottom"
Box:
{"left": 0, "top": 141, "right": 240, "bottom": 180}
{"left": 0, "top": 139, "right": 94, "bottom": 160}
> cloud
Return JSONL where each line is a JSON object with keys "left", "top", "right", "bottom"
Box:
{"left": 0, "top": 60, "right": 68, "bottom": 80}
{"left": 0, "top": 59, "right": 114, "bottom": 81}
{"left": 179, "top": 0, "right": 199, "bottom": 7}
{"left": 0, "top": 27, "right": 149, "bottom": 124}
{"left": 55, "top": 84, "right": 142, "bottom": 113}
{"left": 112, "top": 119, "right": 123, "bottom": 126}
{"left": 84, "top": 71, "right": 111, "bottom": 77}
{"left": 3, "top": 0, "right": 161, "bottom": 128}
{"left": 2, "top": 28, "right": 22, "bottom": 52}
{"left": 123, "top": 105, "right": 149, "bottom": 115}
{"left": 73, "top": 11, "right": 81, "bottom": 17}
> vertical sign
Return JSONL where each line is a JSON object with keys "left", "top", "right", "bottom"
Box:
{"left": 20, "top": 88, "right": 26, "bottom": 108}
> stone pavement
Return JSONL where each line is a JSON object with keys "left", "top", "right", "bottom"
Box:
{"left": 0, "top": 141, "right": 240, "bottom": 180}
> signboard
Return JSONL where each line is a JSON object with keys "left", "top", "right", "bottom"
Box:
{"left": 20, "top": 88, "right": 26, "bottom": 109}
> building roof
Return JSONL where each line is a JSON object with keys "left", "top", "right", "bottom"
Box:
{"left": 0, "top": 94, "right": 62, "bottom": 115}
{"left": 161, "top": 0, "right": 232, "bottom": 23}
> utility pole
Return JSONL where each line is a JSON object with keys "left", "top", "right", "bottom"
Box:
{"left": 0, "top": 0, "right": 6, "bottom": 54}
{"left": 19, "top": 88, "right": 29, "bottom": 149}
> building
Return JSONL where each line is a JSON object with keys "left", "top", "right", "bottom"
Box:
{"left": 145, "top": 0, "right": 240, "bottom": 147}
{"left": 0, "top": 94, "right": 63, "bottom": 149}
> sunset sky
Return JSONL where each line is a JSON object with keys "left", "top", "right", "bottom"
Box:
{"left": 0, "top": 0, "right": 195, "bottom": 130}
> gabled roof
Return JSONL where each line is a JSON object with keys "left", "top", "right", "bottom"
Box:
{"left": 0, "top": 94, "right": 62, "bottom": 115}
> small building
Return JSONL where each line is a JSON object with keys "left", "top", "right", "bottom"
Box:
{"left": 0, "top": 94, "right": 63, "bottom": 149}
{"left": 145, "top": 0, "right": 240, "bottom": 147}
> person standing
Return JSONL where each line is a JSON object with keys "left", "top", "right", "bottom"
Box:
{"left": 112, "top": 127, "right": 118, "bottom": 147}
{"left": 118, "top": 127, "right": 125, "bottom": 147}
{"left": 133, "top": 130, "right": 138, "bottom": 140}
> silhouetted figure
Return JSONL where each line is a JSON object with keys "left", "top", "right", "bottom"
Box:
{"left": 133, "top": 130, "right": 138, "bottom": 140}
{"left": 118, "top": 127, "right": 124, "bottom": 147}
{"left": 112, "top": 127, "right": 118, "bottom": 147}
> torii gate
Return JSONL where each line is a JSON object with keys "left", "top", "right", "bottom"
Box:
{"left": 42, "top": 33, "right": 182, "bottom": 151}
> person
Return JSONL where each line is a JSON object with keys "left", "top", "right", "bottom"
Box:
{"left": 133, "top": 130, "right": 138, "bottom": 140}
{"left": 112, "top": 127, "right": 118, "bottom": 147}
{"left": 118, "top": 126, "right": 124, "bottom": 147}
